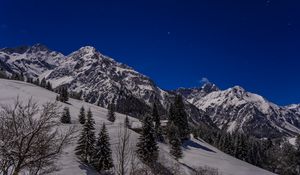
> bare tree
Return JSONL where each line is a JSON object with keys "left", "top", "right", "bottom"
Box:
{"left": 114, "top": 123, "right": 132, "bottom": 175}
{"left": 0, "top": 98, "right": 75, "bottom": 175}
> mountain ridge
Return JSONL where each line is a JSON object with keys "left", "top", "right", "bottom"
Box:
{"left": 1, "top": 44, "right": 299, "bottom": 139}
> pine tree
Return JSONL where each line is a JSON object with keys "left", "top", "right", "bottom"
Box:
{"left": 75, "top": 108, "right": 96, "bottom": 163}
{"left": 168, "top": 122, "right": 183, "bottom": 160}
{"left": 78, "top": 106, "right": 86, "bottom": 124}
{"left": 20, "top": 72, "right": 24, "bottom": 81}
{"left": 40, "top": 78, "right": 47, "bottom": 88}
{"left": 46, "top": 81, "right": 52, "bottom": 91}
{"left": 296, "top": 134, "right": 300, "bottom": 174}
{"left": 136, "top": 114, "right": 158, "bottom": 165}
{"left": 60, "top": 107, "right": 71, "bottom": 124}
{"left": 107, "top": 103, "right": 116, "bottom": 122}
{"left": 34, "top": 78, "right": 40, "bottom": 86}
{"left": 125, "top": 115, "right": 130, "bottom": 128}
{"left": 0, "top": 70, "right": 8, "bottom": 79}
{"left": 296, "top": 134, "right": 300, "bottom": 149}
{"left": 58, "top": 87, "right": 69, "bottom": 103}
{"left": 152, "top": 103, "right": 163, "bottom": 142}
{"left": 167, "top": 95, "right": 190, "bottom": 141}
{"left": 92, "top": 123, "right": 114, "bottom": 172}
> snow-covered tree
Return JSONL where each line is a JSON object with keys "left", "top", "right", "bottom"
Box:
{"left": 107, "top": 103, "right": 116, "bottom": 122}
{"left": 92, "top": 123, "right": 114, "bottom": 172}
{"left": 136, "top": 114, "right": 158, "bottom": 165}
{"left": 78, "top": 106, "right": 86, "bottom": 124}
{"left": 61, "top": 107, "right": 71, "bottom": 124}
{"left": 75, "top": 108, "right": 96, "bottom": 163}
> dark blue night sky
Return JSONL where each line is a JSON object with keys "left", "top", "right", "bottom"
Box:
{"left": 0, "top": 0, "right": 299, "bottom": 105}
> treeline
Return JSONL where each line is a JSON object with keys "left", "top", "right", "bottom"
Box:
{"left": 193, "top": 125, "right": 300, "bottom": 175}
{"left": 0, "top": 70, "right": 54, "bottom": 91}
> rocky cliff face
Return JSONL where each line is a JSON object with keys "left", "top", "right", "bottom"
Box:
{"left": 175, "top": 84, "right": 300, "bottom": 138}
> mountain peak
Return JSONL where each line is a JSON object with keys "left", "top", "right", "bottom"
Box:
{"left": 78, "top": 46, "right": 96, "bottom": 53}
{"left": 201, "top": 82, "right": 219, "bottom": 93}
{"left": 28, "top": 43, "right": 51, "bottom": 53}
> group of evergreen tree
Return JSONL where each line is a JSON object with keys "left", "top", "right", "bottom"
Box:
{"left": 166, "top": 95, "right": 190, "bottom": 160}
{"left": 61, "top": 107, "right": 71, "bottom": 124}
{"left": 0, "top": 69, "right": 8, "bottom": 79}
{"left": 69, "top": 90, "right": 83, "bottom": 100}
{"left": 39, "top": 78, "right": 53, "bottom": 90}
{"left": 136, "top": 95, "right": 189, "bottom": 164}
{"left": 0, "top": 71, "right": 54, "bottom": 91}
{"left": 167, "top": 95, "right": 190, "bottom": 141}
{"left": 193, "top": 125, "right": 300, "bottom": 175}
{"left": 107, "top": 103, "right": 116, "bottom": 122}
{"left": 11, "top": 72, "right": 24, "bottom": 81}
{"left": 75, "top": 108, "right": 114, "bottom": 173}
{"left": 56, "top": 87, "right": 69, "bottom": 103}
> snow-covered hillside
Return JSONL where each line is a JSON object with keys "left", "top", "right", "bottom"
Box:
{"left": 0, "top": 79, "right": 275, "bottom": 175}
{"left": 175, "top": 84, "right": 300, "bottom": 138}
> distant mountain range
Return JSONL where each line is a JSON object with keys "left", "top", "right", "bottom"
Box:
{"left": 1, "top": 44, "right": 299, "bottom": 138}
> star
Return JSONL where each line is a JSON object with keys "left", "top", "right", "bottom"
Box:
{"left": 167, "top": 31, "right": 171, "bottom": 35}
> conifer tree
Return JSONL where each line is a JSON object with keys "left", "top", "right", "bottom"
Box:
{"left": 60, "top": 107, "right": 71, "bottom": 124}
{"left": 136, "top": 114, "right": 158, "bottom": 165}
{"left": 75, "top": 109, "right": 96, "bottom": 163}
{"left": 34, "top": 78, "right": 40, "bottom": 86}
{"left": 78, "top": 106, "right": 86, "bottom": 124}
{"left": 167, "top": 95, "right": 190, "bottom": 141}
{"left": 152, "top": 103, "right": 163, "bottom": 142}
{"left": 125, "top": 115, "right": 130, "bottom": 128}
{"left": 46, "top": 81, "right": 52, "bottom": 91}
{"left": 58, "top": 87, "right": 69, "bottom": 103}
{"left": 107, "top": 103, "right": 116, "bottom": 122}
{"left": 296, "top": 134, "right": 300, "bottom": 149}
{"left": 168, "top": 122, "right": 183, "bottom": 160}
{"left": 40, "top": 78, "right": 47, "bottom": 88}
{"left": 92, "top": 123, "right": 114, "bottom": 172}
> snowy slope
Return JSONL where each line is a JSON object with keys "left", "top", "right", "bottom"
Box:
{"left": 0, "top": 79, "right": 275, "bottom": 175}
{"left": 175, "top": 84, "right": 300, "bottom": 138}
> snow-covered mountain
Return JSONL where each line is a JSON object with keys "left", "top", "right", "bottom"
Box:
{"left": 0, "top": 79, "right": 276, "bottom": 175}
{"left": 286, "top": 104, "right": 300, "bottom": 115}
{"left": 1, "top": 44, "right": 299, "bottom": 139}
{"left": 0, "top": 44, "right": 64, "bottom": 78}
{"left": 45, "top": 46, "right": 168, "bottom": 107}
{"left": 175, "top": 84, "right": 300, "bottom": 138}
{"left": 0, "top": 44, "right": 211, "bottom": 126}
